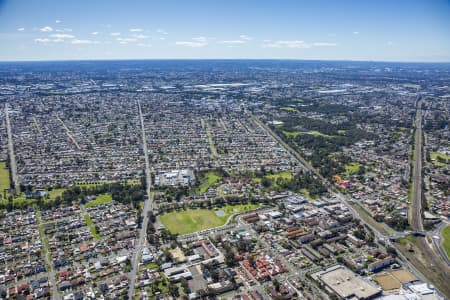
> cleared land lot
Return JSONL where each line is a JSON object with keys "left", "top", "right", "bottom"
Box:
{"left": 159, "top": 203, "right": 260, "bottom": 235}
{"left": 373, "top": 273, "right": 401, "bottom": 291}
{"left": 373, "top": 269, "right": 416, "bottom": 291}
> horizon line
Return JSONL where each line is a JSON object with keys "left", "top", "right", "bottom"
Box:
{"left": 1, "top": 58, "right": 450, "bottom": 64}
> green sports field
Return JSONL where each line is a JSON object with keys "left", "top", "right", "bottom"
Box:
{"left": 159, "top": 203, "right": 260, "bottom": 235}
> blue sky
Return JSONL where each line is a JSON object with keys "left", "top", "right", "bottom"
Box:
{"left": 0, "top": 0, "right": 449, "bottom": 61}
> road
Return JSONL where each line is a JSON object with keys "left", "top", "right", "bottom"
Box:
{"left": 430, "top": 222, "right": 450, "bottom": 267}
{"left": 248, "top": 225, "right": 327, "bottom": 300}
{"left": 253, "top": 115, "right": 388, "bottom": 240}
{"left": 251, "top": 112, "right": 450, "bottom": 297}
{"left": 5, "top": 103, "right": 20, "bottom": 192}
{"left": 408, "top": 99, "right": 450, "bottom": 297}
{"left": 127, "top": 101, "right": 154, "bottom": 299}
{"left": 36, "top": 209, "right": 61, "bottom": 300}
{"left": 411, "top": 100, "right": 423, "bottom": 231}
{"left": 56, "top": 116, "right": 81, "bottom": 150}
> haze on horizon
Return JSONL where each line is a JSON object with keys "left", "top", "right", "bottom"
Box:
{"left": 0, "top": 0, "right": 449, "bottom": 62}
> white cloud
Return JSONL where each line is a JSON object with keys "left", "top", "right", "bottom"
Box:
{"left": 130, "top": 28, "right": 143, "bottom": 32}
{"left": 110, "top": 32, "right": 121, "bottom": 36}
{"left": 176, "top": 37, "right": 208, "bottom": 47}
{"left": 353, "top": 31, "right": 359, "bottom": 35}
{"left": 137, "top": 43, "right": 152, "bottom": 48}
{"left": 55, "top": 28, "right": 72, "bottom": 33}
{"left": 262, "top": 40, "right": 310, "bottom": 48}
{"left": 34, "top": 38, "right": 51, "bottom": 43}
{"left": 71, "top": 39, "right": 98, "bottom": 44}
{"left": 313, "top": 42, "right": 337, "bottom": 47}
{"left": 50, "top": 33, "right": 75, "bottom": 39}
{"left": 239, "top": 34, "right": 252, "bottom": 40}
{"left": 157, "top": 28, "right": 168, "bottom": 35}
{"left": 219, "top": 40, "right": 246, "bottom": 47}
{"left": 52, "top": 39, "right": 64, "bottom": 43}
{"left": 131, "top": 33, "right": 149, "bottom": 39}
{"left": 17, "top": 28, "right": 25, "bottom": 31}
{"left": 117, "top": 37, "right": 138, "bottom": 44}
{"left": 55, "top": 20, "right": 61, "bottom": 23}
{"left": 192, "top": 37, "right": 207, "bottom": 42}
{"left": 40, "top": 26, "right": 53, "bottom": 32}
{"left": 91, "top": 32, "right": 99, "bottom": 35}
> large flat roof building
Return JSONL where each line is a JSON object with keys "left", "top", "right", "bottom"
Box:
{"left": 312, "top": 265, "right": 381, "bottom": 299}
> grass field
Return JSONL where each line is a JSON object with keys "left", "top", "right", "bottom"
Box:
{"left": 282, "top": 130, "right": 301, "bottom": 138}
{"left": 252, "top": 171, "right": 293, "bottom": 189}
{"left": 85, "top": 193, "right": 112, "bottom": 208}
{"left": 265, "top": 171, "right": 293, "bottom": 180}
{"left": 47, "top": 188, "right": 66, "bottom": 199}
{"left": 196, "top": 171, "right": 221, "bottom": 194}
{"left": 310, "top": 130, "right": 335, "bottom": 138}
{"left": 0, "top": 162, "right": 10, "bottom": 193}
{"left": 344, "top": 162, "right": 361, "bottom": 175}
{"left": 76, "top": 182, "right": 105, "bottom": 188}
{"left": 84, "top": 214, "right": 100, "bottom": 239}
{"left": 441, "top": 225, "right": 450, "bottom": 259}
{"left": 430, "top": 152, "right": 450, "bottom": 167}
{"left": 159, "top": 203, "right": 260, "bottom": 235}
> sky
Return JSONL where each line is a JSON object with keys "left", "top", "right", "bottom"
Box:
{"left": 0, "top": 0, "right": 449, "bottom": 62}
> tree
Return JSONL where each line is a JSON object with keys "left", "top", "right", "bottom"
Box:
{"left": 168, "top": 283, "right": 180, "bottom": 298}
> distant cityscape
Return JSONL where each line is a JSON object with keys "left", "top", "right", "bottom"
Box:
{"left": 0, "top": 60, "right": 449, "bottom": 300}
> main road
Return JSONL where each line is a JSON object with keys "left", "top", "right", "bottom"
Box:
{"left": 5, "top": 103, "right": 20, "bottom": 192}
{"left": 251, "top": 111, "right": 450, "bottom": 297}
{"left": 409, "top": 99, "right": 450, "bottom": 296}
{"left": 128, "top": 101, "right": 154, "bottom": 299}
{"left": 411, "top": 99, "right": 423, "bottom": 231}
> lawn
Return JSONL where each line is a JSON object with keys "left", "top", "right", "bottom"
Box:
{"left": 159, "top": 203, "right": 260, "bottom": 235}
{"left": 282, "top": 130, "right": 301, "bottom": 138}
{"left": 85, "top": 193, "right": 112, "bottom": 208}
{"left": 442, "top": 225, "right": 450, "bottom": 259}
{"left": 344, "top": 162, "right": 361, "bottom": 175}
{"left": 265, "top": 171, "right": 293, "bottom": 180}
{"left": 280, "top": 107, "right": 298, "bottom": 112}
{"left": 283, "top": 130, "right": 335, "bottom": 138}
{"left": 430, "top": 152, "right": 450, "bottom": 167}
{"left": 76, "top": 182, "right": 105, "bottom": 188}
{"left": 310, "top": 130, "right": 335, "bottom": 138}
{"left": 47, "top": 188, "right": 66, "bottom": 199}
{"left": 196, "top": 171, "right": 221, "bottom": 194}
{"left": 0, "top": 162, "right": 10, "bottom": 193}
{"left": 252, "top": 171, "right": 293, "bottom": 189}
{"left": 84, "top": 214, "right": 100, "bottom": 239}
